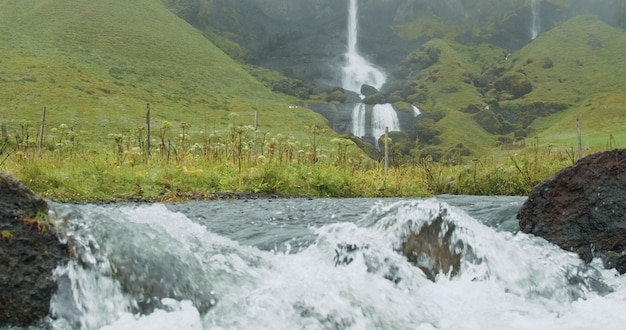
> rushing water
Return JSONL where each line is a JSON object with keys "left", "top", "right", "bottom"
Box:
{"left": 342, "top": 0, "right": 400, "bottom": 140}
{"left": 351, "top": 104, "right": 401, "bottom": 141}
{"left": 342, "top": 0, "right": 386, "bottom": 93}
{"left": 531, "top": 0, "right": 540, "bottom": 40}
{"left": 21, "top": 196, "right": 626, "bottom": 329}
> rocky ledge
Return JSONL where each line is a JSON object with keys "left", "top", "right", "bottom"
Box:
{"left": 0, "top": 173, "right": 69, "bottom": 327}
{"left": 517, "top": 149, "right": 626, "bottom": 273}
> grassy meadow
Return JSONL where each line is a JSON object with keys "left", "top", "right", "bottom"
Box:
{"left": 0, "top": 120, "right": 581, "bottom": 202}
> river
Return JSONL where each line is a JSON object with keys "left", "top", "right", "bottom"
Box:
{"left": 26, "top": 196, "right": 626, "bottom": 329}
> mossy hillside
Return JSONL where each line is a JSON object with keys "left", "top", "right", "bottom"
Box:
{"left": 507, "top": 15, "right": 626, "bottom": 104}
{"left": 0, "top": 0, "right": 331, "bottom": 147}
{"left": 390, "top": 14, "right": 626, "bottom": 159}
{"left": 392, "top": 38, "right": 510, "bottom": 156}
{"left": 499, "top": 15, "right": 626, "bottom": 148}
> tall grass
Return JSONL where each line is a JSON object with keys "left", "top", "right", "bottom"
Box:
{"left": 0, "top": 115, "right": 602, "bottom": 202}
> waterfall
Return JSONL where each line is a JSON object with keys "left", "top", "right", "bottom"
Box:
{"left": 351, "top": 104, "right": 366, "bottom": 138}
{"left": 342, "top": 0, "right": 386, "bottom": 92}
{"left": 371, "top": 104, "right": 400, "bottom": 140}
{"left": 531, "top": 0, "right": 540, "bottom": 40}
{"left": 342, "top": 0, "right": 399, "bottom": 140}
{"left": 412, "top": 105, "right": 421, "bottom": 117}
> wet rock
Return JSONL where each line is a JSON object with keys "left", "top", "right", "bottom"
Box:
{"left": 95, "top": 220, "right": 219, "bottom": 315}
{"left": 517, "top": 149, "right": 626, "bottom": 273}
{"left": 333, "top": 243, "right": 362, "bottom": 266}
{"left": 360, "top": 84, "right": 379, "bottom": 97}
{"left": 0, "top": 173, "right": 69, "bottom": 327}
{"left": 401, "top": 212, "right": 464, "bottom": 281}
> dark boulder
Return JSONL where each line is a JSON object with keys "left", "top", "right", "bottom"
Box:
{"left": 360, "top": 84, "right": 379, "bottom": 97}
{"left": 517, "top": 149, "right": 626, "bottom": 273}
{"left": 0, "top": 173, "right": 69, "bottom": 327}
{"left": 402, "top": 212, "right": 462, "bottom": 281}
{"left": 399, "top": 205, "right": 482, "bottom": 281}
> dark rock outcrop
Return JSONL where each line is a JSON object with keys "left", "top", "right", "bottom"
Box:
{"left": 360, "top": 84, "right": 379, "bottom": 97}
{"left": 0, "top": 173, "right": 69, "bottom": 327}
{"left": 517, "top": 149, "right": 626, "bottom": 273}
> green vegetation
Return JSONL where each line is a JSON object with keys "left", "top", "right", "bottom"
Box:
{"left": 387, "top": 14, "right": 626, "bottom": 161}
{"left": 1, "top": 230, "right": 14, "bottom": 241}
{"left": 1, "top": 1, "right": 624, "bottom": 201}
{"left": 0, "top": 116, "right": 604, "bottom": 201}
{"left": 0, "top": 0, "right": 327, "bottom": 147}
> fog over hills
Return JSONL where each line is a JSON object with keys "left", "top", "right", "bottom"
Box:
{"left": 165, "top": 0, "right": 625, "bottom": 159}
{"left": 167, "top": 0, "right": 625, "bottom": 84}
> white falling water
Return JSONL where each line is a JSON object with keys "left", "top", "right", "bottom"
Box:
{"left": 342, "top": 0, "right": 399, "bottom": 140}
{"left": 412, "top": 105, "right": 421, "bottom": 117}
{"left": 351, "top": 103, "right": 366, "bottom": 138}
{"left": 371, "top": 104, "right": 400, "bottom": 140}
{"left": 531, "top": 0, "right": 540, "bottom": 40}
{"left": 342, "top": 0, "right": 386, "bottom": 92}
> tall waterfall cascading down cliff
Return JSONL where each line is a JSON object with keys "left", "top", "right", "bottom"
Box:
{"left": 342, "top": 0, "right": 385, "bottom": 93}
{"left": 342, "top": 0, "right": 399, "bottom": 142}
{"left": 531, "top": 0, "right": 540, "bottom": 40}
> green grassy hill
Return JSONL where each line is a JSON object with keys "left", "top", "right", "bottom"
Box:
{"left": 0, "top": 0, "right": 329, "bottom": 147}
{"left": 395, "top": 14, "right": 626, "bottom": 159}
{"left": 508, "top": 15, "right": 626, "bottom": 149}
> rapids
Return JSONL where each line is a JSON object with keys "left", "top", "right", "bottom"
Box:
{"left": 13, "top": 196, "right": 626, "bottom": 329}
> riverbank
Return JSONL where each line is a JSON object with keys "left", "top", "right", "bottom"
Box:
{"left": 0, "top": 140, "right": 577, "bottom": 203}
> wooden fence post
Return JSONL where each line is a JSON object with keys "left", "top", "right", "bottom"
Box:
{"left": 384, "top": 126, "right": 389, "bottom": 172}
{"left": 577, "top": 118, "right": 582, "bottom": 161}
{"left": 253, "top": 110, "right": 258, "bottom": 158}
{"left": 146, "top": 103, "right": 151, "bottom": 157}
{"left": 38, "top": 107, "right": 46, "bottom": 155}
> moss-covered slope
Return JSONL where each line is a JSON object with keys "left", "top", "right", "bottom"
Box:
{"left": 386, "top": 15, "right": 626, "bottom": 159}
